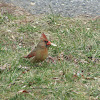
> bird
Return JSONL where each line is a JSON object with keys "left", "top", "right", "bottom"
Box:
{"left": 24, "top": 33, "right": 52, "bottom": 63}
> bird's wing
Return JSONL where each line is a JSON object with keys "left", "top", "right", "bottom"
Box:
{"left": 24, "top": 48, "right": 36, "bottom": 58}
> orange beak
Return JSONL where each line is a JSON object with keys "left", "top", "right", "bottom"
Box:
{"left": 47, "top": 41, "right": 51, "bottom": 45}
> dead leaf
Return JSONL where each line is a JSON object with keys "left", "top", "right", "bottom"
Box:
{"left": 85, "top": 77, "right": 95, "bottom": 80}
{"left": 17, "top": 90, "right": 29, "bottom": 94}
{"left": 47, "top": 56, "right": 55, "bottom": 63}
{"left": 30, "top": 2, "right": 35, "bottom": 6}
{"left": 57, "top": 52, "right": 64, "bottom": 61}
{"left": 64, "top": 54, "right": 73, "bottom": 61}
{"left": 28, "top": 81, "right": 36, "bottom": 86}
{"left": 18, "top": 65, "right": 30, "bottom": 70}
{"left": 74, "top": 58, "right": 79, "bottom": 64}
{"left": 88, "top": 56, "right": 92, "bottom": 60}
{"left": 22, "top": 71, "right": 27, "bottom": 74}
{"left": 73, "top": 74, "right": 78, "bottom": 78}
{"left": 80, "top": 59, "right": 88, "bottom": 64}
{"left": 7, "top": 30, "right": 12, "bottom": 32}
{"left": 53, "top": 77, "right": 59, "bottom": 80}
{"left": 59, "top": 71, "right": 63, "bottom": 76}
{"left": 8, "top": 82, "right": 16, "bottom": 88}
{"left": 11, "top": 35, "right": 15, "bottom": 39}
{"left": 92, "top": 58, "right": 100, "bottom": 63}
{"left": 0, "top": 63, "right": 11, "bottom": 70}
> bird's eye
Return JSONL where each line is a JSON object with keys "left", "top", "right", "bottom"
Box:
{"left": 44, "top": 41, "right": 48, "bottom": 43}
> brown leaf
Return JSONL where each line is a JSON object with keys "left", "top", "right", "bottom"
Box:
{"left": 64, "top": 54, "right": 73, "bottom": 61}
{"left": 53, "top": 77, "right": 59, "bottom": 80}
{"left": 0, "top": 63, "right": 11, "bottom": 70}
{"left": 85, "top": 77, "right": 95, "bottom": 80}
{"left": 28, "top": 81, "right": 36, "bottom": 86}
{"left": 30, "top": 2, "right": 35, "bottom": 6}
{"left": 80, "top": 59, "right": 88, "bottom": 64}
{"left": 18, "top": 65, "right": 30, "bottom": 70}
{"left": 22, "top": 71, "right": 27, "bottom": 74}
{"left": 57, "top": 52, "right": 64, "bottom": 61}
{"left": 23, "top": 90, "right": 29, "bottom": 93}
{"left": 73, "top": 74, "right": 78, "bottom": 78}
{"left": 18, "top": 90, "right": 29, "bottom": 94}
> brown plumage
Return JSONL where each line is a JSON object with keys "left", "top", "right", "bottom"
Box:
{"left": 24, "top": 33, "right": 51, "bottom": 62}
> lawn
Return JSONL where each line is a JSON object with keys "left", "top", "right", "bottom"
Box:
{"left": 0, "top": 3, "right": 100, "bottom": 100}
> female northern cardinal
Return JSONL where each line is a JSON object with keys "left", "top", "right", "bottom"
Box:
{"left": 24, "top": 33, "right": 51, "bottom": 62}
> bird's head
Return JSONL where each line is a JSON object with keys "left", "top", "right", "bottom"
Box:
{"left": 40, "top": 33, "right": 51, "bottom": 48}
{"left": 38, "top": 33, "right": 57, "bottom": 49}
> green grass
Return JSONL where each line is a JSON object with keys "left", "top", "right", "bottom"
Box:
{"left": 0, "top": 9, "right": 100, "bottom": 100}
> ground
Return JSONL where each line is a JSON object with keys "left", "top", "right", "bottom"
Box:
{"left": 2, "top": 0, "right": 100, "bottom": 17}
{"left": 0, "top": 2, "right": 100, "bottom": 100}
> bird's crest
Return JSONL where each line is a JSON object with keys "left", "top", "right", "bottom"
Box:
{"left": 40, "top": 33, "right": 48, "bottom": 41}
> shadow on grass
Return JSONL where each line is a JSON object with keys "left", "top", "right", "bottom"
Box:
{"left": 19, "top": 57, "right": 37, "bottom": 67}
{"left": 9, "top": 93, "right": 34, "bottom": 100}
{"left": 18, "top": 57, "right": 51, "bottom": 69}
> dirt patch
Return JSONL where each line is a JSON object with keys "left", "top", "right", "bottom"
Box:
{"left": 0, "top": 2, "right": 30, "bottom": 16}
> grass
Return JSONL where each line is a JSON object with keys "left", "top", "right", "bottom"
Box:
{"left": 0, "top": 4, "right": 100, "bottom": 100}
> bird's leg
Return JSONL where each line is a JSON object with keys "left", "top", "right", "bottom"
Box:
{"left": 47, "top": 56, "right": 55, "bottom": 63}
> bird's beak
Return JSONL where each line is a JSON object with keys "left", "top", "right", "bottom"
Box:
{"left": 47, "top": 41, "right": 57, "bottom": 46}
{"left": 47, "top": 41, "right": 51, "bottom": 45}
